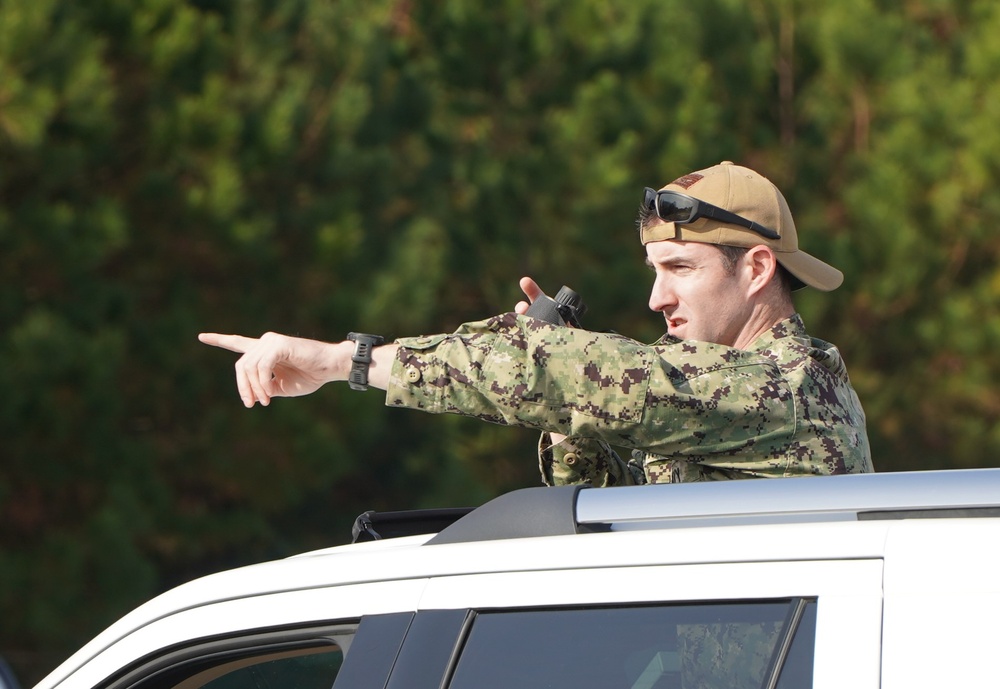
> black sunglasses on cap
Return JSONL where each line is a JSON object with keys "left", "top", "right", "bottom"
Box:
{"left": 642, "top": 187, "right": 780, "bottom": 240}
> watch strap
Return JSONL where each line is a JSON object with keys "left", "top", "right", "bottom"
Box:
{"left": 346, "top": 332, "right": 385, "bottom": 391}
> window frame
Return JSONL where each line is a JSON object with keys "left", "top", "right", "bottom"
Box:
{"left": 99, "top": 623, "right": 357, "bottom": 689}
{"left": 409, "top": 559, "right": 883, "bottom": 689}
{"left": 407, "top": 598, "right": 818, "bottom": 689}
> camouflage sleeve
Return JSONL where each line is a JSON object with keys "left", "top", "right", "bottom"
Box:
{"left": 385, "top": 312, "right": 794, "bottom": 461}
{"left": 537, "top": 434, "right": 646, "bottom": 487}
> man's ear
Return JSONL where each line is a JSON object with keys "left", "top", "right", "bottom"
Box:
{"left": 744, "top": 245, "right": 779, "bottom": 297}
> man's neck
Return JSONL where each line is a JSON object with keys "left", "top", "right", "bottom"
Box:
{"left": 732, "top": 302, "right": 796, "bottom": 350}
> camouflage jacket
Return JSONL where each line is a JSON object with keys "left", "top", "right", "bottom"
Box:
{"left": 386, "top": 312, "right": 872, "bottom": 486}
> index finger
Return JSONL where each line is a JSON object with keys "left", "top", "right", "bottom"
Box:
{"left": 198, "top": 332, "right": 258, "bottom": 354}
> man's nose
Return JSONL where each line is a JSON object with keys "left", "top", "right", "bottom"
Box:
{"left": 648, "top": 275, "right": 676, "bottom": 312}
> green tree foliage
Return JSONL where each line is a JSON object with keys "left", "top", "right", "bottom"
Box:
{"left": 2, "top": 0, "right": 999, "bottom": 682}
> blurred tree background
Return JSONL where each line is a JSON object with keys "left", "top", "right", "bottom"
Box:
{"left": 2, "top": 0, "right": 999, "bottom": 683}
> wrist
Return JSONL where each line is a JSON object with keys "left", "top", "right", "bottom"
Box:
{"left": 332, "top": 341, "right": 356, "bottom": 383}
{"left": 345, "top": 332, "right": 385, "bottom": 391}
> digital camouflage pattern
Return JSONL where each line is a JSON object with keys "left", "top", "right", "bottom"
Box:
{"left": 386, "top": 312, "right": 872, "bottom": 484}
{"left": 677, "top": 621, "right": 784, "bottom": 689}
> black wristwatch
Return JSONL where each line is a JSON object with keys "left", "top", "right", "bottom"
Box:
{"left": 346, "top": 332, "right": 385, "bottom": 391}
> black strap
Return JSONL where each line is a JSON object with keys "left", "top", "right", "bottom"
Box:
{"left": 346, "top": 332, "right": 385, "bottom": 391}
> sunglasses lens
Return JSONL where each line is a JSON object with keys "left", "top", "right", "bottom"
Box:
{"left": 655, "top": 193, "right": 697, "bottom": 223}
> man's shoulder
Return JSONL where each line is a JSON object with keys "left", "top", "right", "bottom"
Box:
{"left": 752, "top": 315, "right": 850, "bottom": 379}
{"left": 644, "top": 338, "right": 784, "bottom": 392}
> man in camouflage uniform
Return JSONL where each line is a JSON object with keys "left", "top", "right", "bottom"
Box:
{"left": 200, "top": 162, "right": 873, "bottom": 484}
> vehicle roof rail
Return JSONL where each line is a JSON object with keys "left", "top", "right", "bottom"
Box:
{"left": 423, "top": 468, "right": 1000, "bottom": 545}
{"left": 352, "top": 507, "right": 474, "bottom": 543}
{"left": 574, "top": 468, "right": 1000, "bottom": 530}
{"left": 426, "top": 485, "right": 606, "bottom": 545}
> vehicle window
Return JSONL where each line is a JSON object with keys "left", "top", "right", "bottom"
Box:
{"left": 447, "top": 600, "right": 816, "bottom": 689}
{"left": 179, "top": 647, "right": 343, "bottom": 689}
{"left": 114, "top": 626, "right": 356, "bottom": 689}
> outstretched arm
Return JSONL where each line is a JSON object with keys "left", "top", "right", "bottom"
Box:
{"left": 200, "top": 276, "right": 549, "bottom": 409}
{"left": 198, "top": 331, "right": 399, "bottom": 407}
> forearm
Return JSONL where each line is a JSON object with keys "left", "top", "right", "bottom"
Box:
{"left": 366, "top": 343, "right": 400, "bottom": 390}
{"left": 265, "top": 338, "right": 398, "bottom": 390}
{"left": 310, "top": 340, "right": 399, "bottom": 390}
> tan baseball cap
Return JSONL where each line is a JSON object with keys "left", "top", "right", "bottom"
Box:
{"left": 640, "top": 161, "right": 844, "bottom": 291}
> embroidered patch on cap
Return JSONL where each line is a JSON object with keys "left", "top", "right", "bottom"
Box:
{"left": 670, "top": 173, "right": 703, "bottom": 189}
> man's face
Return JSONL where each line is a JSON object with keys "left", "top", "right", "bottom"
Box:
{"left": 645, "top": 240, "right": 752, "bottom": 346}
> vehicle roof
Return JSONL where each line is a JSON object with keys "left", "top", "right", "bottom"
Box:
{"left": 35, "top": 467, "right": 1000, "bottom": 689}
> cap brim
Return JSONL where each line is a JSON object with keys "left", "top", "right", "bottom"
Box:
{"left": 777, "top": 250, "right": 844, "bottom": 292}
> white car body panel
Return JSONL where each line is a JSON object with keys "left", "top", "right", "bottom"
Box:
{"left": 32, "top": 469, "right": 1000, "bottom": 689}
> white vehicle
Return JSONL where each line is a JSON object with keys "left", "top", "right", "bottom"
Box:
{"left": 34, "top": 468, "right": 1000, "bottom": 689}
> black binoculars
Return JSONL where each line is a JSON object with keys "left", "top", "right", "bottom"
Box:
{"left": 524, "top": 285, "right": 587, "bottom": 328}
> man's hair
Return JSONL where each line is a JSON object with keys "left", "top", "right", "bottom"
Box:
{"left": 636, "top": 204, "right": 658, "bottom": 235}
{"left": 716, "top": 244, "right": 794, "bottom": 295}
